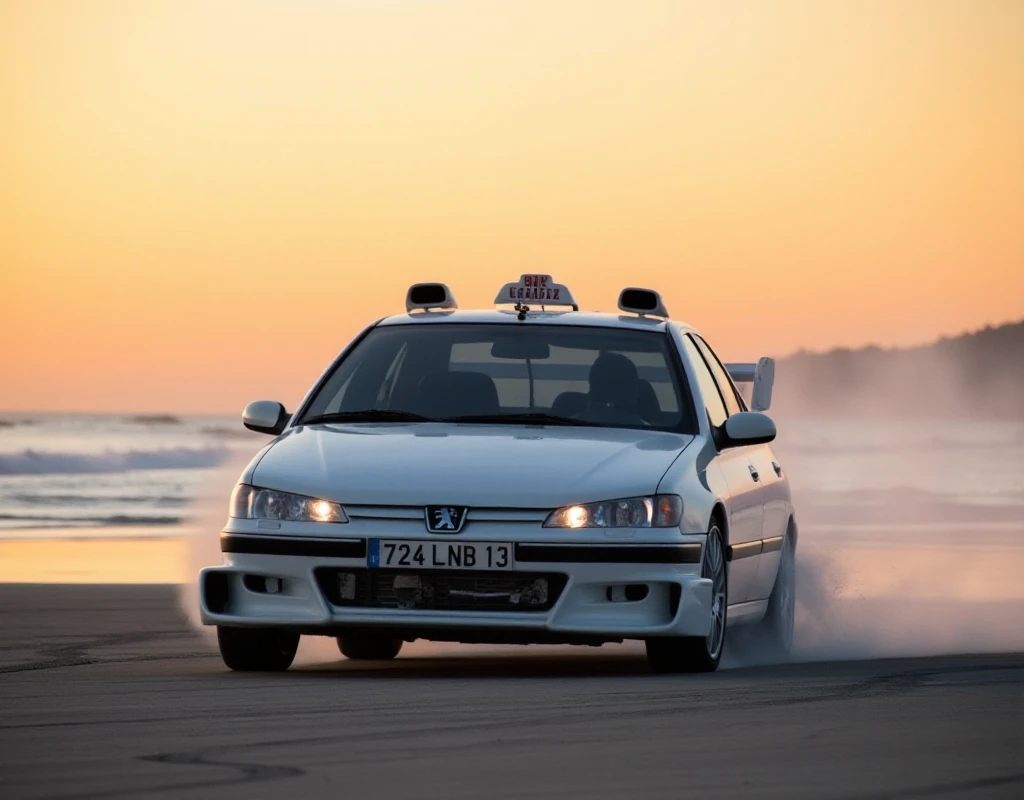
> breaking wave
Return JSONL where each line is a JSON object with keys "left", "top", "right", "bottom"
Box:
{"left": 0, "top": 513, "right": 183, "bottom": 528}
{"left": 7, "top": 493, "right": 187, "bottom": 507}
{"left": 126, "top": 414, "right": 184, "bottom": 425}
{"left": 200, "top": 425, "right": 258, "bottom": 440}
{"left": 0, "top": 447, "right": 230, "bottom": 475}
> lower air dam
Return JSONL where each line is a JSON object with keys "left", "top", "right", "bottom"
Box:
{"left": 321, "top": 569, "right": 555, "bottom": 611}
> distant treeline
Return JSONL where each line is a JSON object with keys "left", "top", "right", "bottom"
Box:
{"left": 772, "top": 320, "right": 1024, "bottom": 418}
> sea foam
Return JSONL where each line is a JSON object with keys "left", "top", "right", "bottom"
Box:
{"left": 0, "top": 447, "right": 230, "bottom": 475}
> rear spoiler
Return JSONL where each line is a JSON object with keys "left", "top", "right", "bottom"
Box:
{"left": 726, "top": 357, "right": 775, "bottom": 412}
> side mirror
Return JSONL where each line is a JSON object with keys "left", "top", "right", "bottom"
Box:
{"left": 720, "top": 411, "right": 776, "bottom": 448}
{"left": 242, "top": 401, "right": 289, "bottom": 435}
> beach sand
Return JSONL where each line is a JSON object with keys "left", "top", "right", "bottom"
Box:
{"left": 2, "top": 526, "right": 1022, "bottom": 798}
{"left": 0, "top": 532, "right": 187, "bottom": 584}
{"left": 1, "top": 582, "right": 1021, "bottom": 800}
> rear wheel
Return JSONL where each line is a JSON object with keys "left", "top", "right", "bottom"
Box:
{"left": 217, "top": 626, "right": 299, "bottom": 672}
{"left": 646, "top": 519, "right": 727, "bottom": 673}
{"left": 337, "top": 635, "right": 403, "bottom": 661}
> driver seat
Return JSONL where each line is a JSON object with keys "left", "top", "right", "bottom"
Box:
{"left": 416, "top": 371, "right": 500, "bottom": 418}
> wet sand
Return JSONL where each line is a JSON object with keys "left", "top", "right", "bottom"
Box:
{"left": 1, "top": 584, "right": 1021, "bottom": 800}
{"left": 0, "top": 536, "right": 187, "bottom": 584}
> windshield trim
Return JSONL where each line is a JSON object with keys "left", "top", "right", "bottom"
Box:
{"left": 292, "top": 322, "right": 698, "bottom": 435}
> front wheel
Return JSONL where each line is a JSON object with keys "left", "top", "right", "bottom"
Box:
{"left": 217, "top": 626, "right": 299, "bottom": 672}
{"left": 646, "top": 519, "right": 727, "bottom": 673}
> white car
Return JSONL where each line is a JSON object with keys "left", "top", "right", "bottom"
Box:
{"left": 200, "top": 276, "right": 796, "bottom": 673}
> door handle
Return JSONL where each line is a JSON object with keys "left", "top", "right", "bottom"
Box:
{"left": 749, "top": 464, "right": 760, "bottom": 482}
{"left": 772, "top": 461, "right": 782, "bottom": 477}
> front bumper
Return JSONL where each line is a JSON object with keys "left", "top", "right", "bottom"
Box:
{"left": 200, "top": 531, "right": 713, "bottom": 642}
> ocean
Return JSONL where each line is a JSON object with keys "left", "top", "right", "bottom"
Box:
{"left": 1, "top": 412, "right": 1022, "bottom": 539}
{"left": 0, "top": 414, "right": 261, "bottom": 537}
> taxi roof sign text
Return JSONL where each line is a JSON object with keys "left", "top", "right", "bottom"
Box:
{"left": 494, "top": 274, "right": 578, "bottom": 310}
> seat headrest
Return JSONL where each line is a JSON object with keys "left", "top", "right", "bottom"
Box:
{"left": 551, "top": 391, "right": 587, "bottom": 418}
{"left": 636, "top": 379, "right": 660, "bottom": 420}
{"left": 589, "top": 352, "right": 639, "bottom": 409}
{"left": 417, "top": 371, "right": 500, "bottom": 418}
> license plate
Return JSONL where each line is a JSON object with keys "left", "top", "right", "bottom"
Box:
{"left": 368, "top": 539, "right": 514, "bottom": 571}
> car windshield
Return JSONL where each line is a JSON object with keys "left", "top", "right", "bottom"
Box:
{"left": 298, "top": 323, "right": 695, "bottom": 433}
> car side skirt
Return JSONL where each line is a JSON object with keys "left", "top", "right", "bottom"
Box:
{"left": 725, "top": 535, "right": 784, "bottom": 561}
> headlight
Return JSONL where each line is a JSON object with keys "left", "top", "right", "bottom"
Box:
{"left": 229, "top": 484, "right": 348, "bottom": 523}
{"left": 543, "top": 495, "right": 682, "bottom": 529}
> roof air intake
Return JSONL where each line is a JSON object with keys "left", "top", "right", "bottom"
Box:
{"left": 406, "top": 283, "right": 457, "bottom": 313}
{"left": 618, "top": 288, "right": 669, "bottom": 318}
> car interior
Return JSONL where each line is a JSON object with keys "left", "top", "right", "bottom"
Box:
{"left": 306, "top": 325, "right": 688, "bottom": 431}
{"left": 409, "top": 351, "right": 666, "bottom": 426}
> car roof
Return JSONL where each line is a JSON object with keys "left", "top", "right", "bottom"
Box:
{"left": 377, "top": 309, "right": 698, "bottom": 334}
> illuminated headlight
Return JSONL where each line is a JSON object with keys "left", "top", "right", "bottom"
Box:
{"left": 229, "top": 484, "right": 348, "bottom": 523}
{"left": 543, "top": 495, "right": 682, "bottom": 529}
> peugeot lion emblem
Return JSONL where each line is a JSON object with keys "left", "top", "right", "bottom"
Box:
{"left": 425, "top": 506, "right": 468, "bottom": 534}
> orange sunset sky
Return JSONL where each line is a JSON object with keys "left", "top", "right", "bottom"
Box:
{"left": 2, "top": 0, "right": 1022, "bottom": 414}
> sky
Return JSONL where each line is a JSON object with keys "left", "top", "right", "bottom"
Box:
{"left": 2, "top": 0, "right": 1022, "bottom": 413}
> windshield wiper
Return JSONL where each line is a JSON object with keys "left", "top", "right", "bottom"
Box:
{"left": 442, "top": 412, "right": 590, "bottom": 427}
{"left": 301, "top": 410, "right": 435, "bottom": 425}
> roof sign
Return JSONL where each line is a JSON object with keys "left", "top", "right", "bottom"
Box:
{"left": 494, "top": 274, "right": 578, "bottom": 310}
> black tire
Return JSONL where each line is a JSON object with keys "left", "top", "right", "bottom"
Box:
{"left": 757, "top": 530, "right": 796, "bottom": 660}
{"left": 646, "top": 519, "right": 727, "bottom": 674}
{"left": 337, "top": 635, "right": 403, "bottom": 661}
{"left": 217, "top": 626, "right": 299, "bottom": 672}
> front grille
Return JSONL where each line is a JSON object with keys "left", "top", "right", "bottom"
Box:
{"left": 315, "top": 568, "right": 566, "bottom": 612}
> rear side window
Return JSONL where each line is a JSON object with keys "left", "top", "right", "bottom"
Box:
{"left": 680, "top": 336, "right": 727, "bottom": 428}
{"left": 693, "top": 336, "right": 744, "bottom": 416}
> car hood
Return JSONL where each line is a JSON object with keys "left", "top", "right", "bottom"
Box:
{"left": 251, "top": 423, "right": 693, "bottom": 508}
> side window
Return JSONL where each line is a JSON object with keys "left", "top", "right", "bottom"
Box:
{"left": 680, "top": 336, "right": 727, "bottom": 428}
{"left": 693, "top": 336, "right": 744, "bottom": 416}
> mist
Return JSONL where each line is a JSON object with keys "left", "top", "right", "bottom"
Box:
{"left": 756, "top": 336, "right": 1024, "bottom": 665}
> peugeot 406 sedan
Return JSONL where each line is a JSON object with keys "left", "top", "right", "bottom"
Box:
{"left": 199, "top": 276, "right": 795, "bottom": 673}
